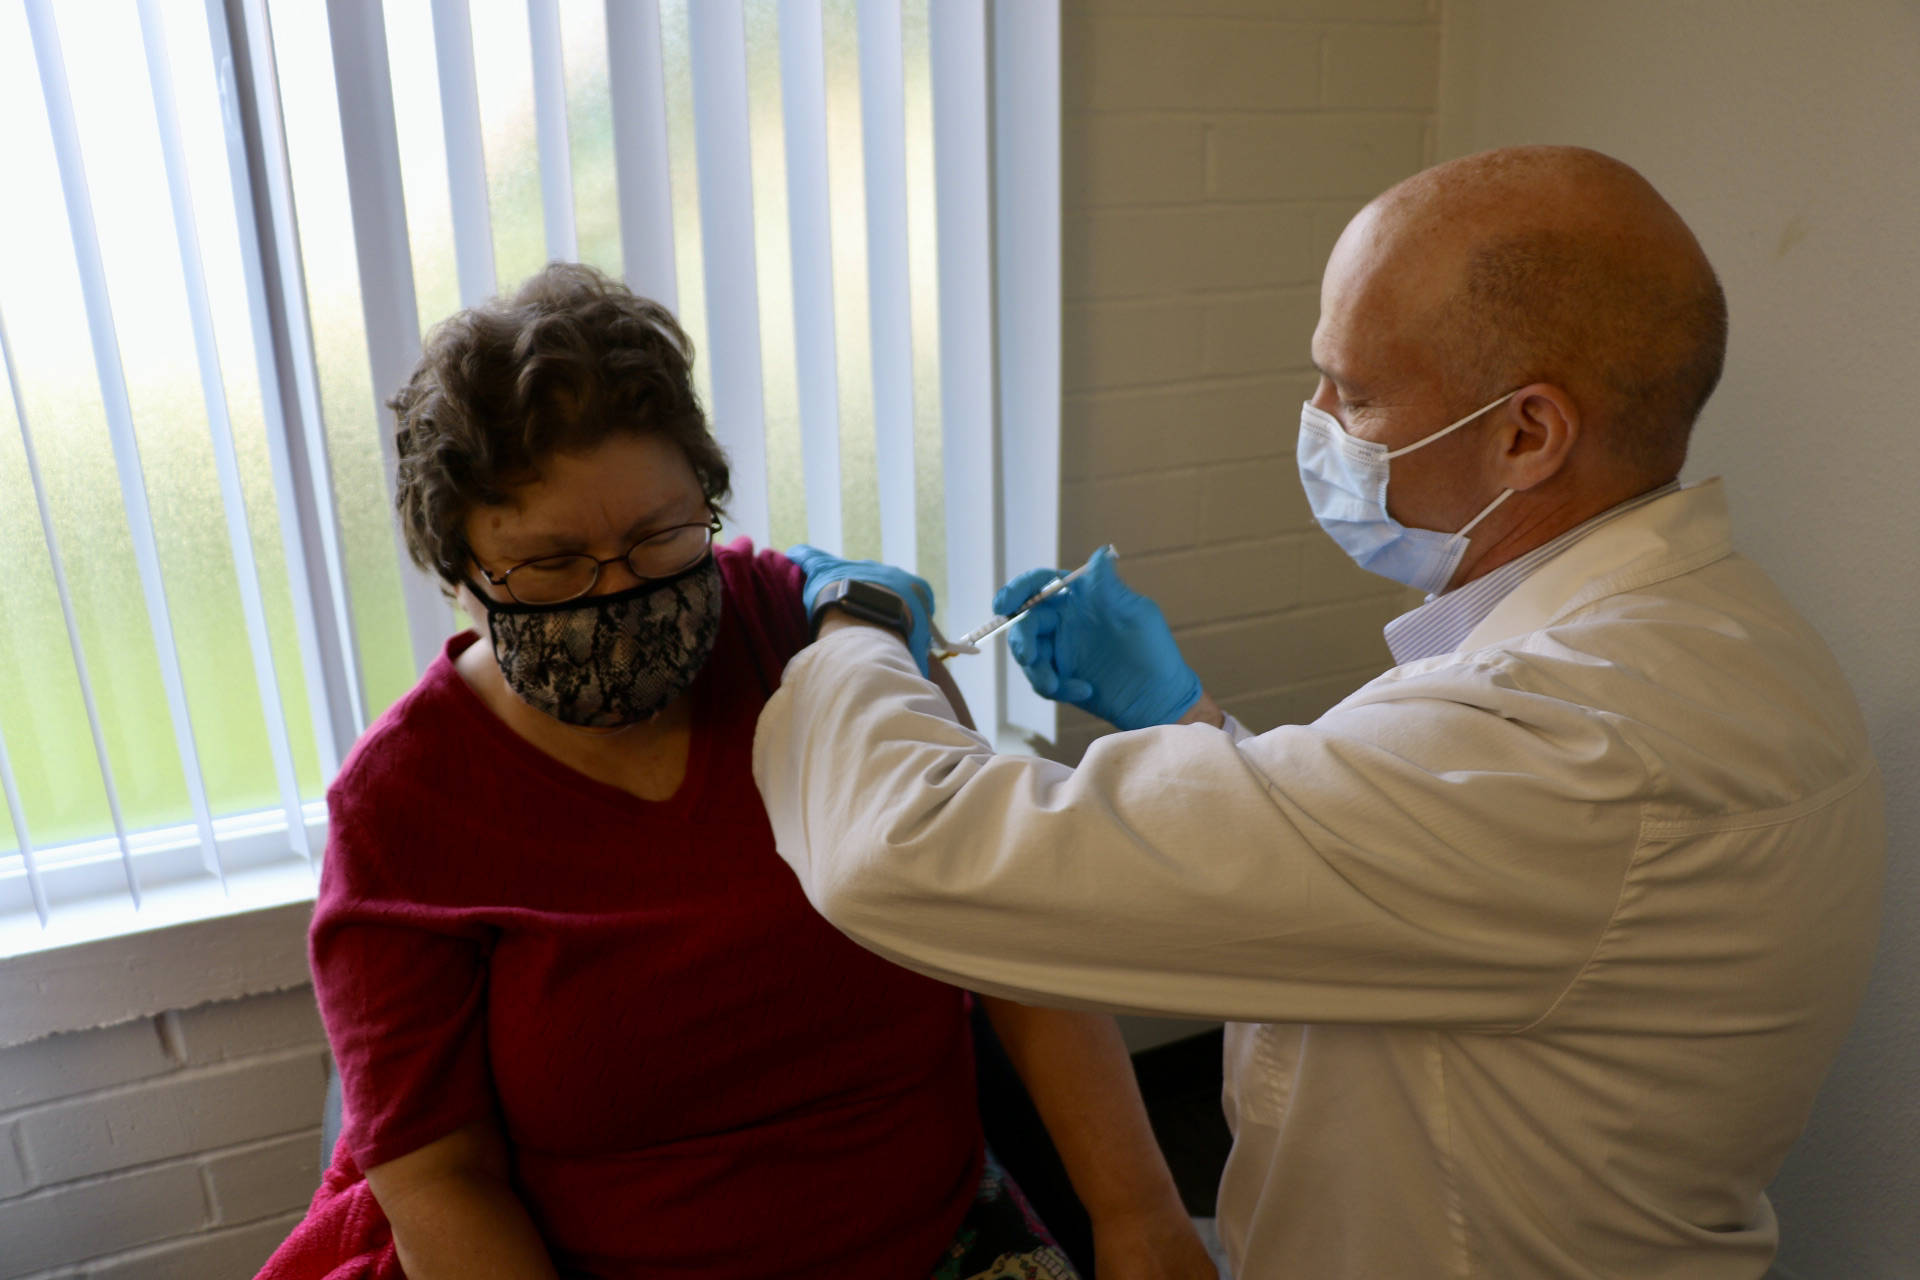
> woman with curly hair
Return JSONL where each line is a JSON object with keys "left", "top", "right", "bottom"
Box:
{"left": 259, "top": 263, "right": 1211, "bottom": 1280}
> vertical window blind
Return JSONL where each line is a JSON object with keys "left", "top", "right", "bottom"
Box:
{"left": 0, "top": 0, "right": 1059, "bottom": 956}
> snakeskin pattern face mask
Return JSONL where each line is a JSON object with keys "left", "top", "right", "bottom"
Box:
{"left": 472, "top": 556, "right": 723, "bottom": 728}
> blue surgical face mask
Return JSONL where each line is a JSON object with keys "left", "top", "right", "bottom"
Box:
{"left": 1296, "top": 390, "right": 1519, "bottom": 595}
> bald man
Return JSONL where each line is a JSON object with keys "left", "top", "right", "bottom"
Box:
{"left": 759, "top": 148, "right": 1884, "bottom": 1278}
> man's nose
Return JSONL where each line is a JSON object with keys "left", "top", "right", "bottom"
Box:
{"left": 1309, "top": 375, "right": 1339, "bottom": 413}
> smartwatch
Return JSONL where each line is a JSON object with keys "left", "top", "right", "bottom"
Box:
{"left": 808, "top": 578, "right": 914, "bottom": 641}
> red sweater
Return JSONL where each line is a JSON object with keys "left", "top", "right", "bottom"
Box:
{"left": 269, "top": 543, "right": 981, "bottom": 1278}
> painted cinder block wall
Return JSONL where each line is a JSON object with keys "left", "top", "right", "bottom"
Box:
{"left": 0, "top": 2, "right": 1446, "bottom": 1274}
{"left": 1, "top": 989, "right": 328, "bottom": 1278}
{"left": 1052, "top": 0, "right": 1438, "bottom": 766}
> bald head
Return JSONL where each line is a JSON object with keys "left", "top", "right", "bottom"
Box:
{"left": 1333, "top": 146, "right": 1726, "bottom": 480}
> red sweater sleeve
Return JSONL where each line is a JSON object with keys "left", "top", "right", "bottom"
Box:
{"left": 718, "top": 539, "right": 809, "bottom": 679}
{"left": 310, "top": 742, "right": 500, "bottom": 1171}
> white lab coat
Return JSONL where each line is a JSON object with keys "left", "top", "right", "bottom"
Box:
{"left": 752, "top": 479, "right": 1882, "bottom": 1280}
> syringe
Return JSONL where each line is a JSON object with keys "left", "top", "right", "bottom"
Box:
{"left": 932, "top": 545, "right": 1116, "bottom": 658}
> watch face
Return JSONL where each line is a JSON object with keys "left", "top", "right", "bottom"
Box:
{"left": 813, "top": 577, "right": 912, "bottom": 640}
{"left": 841, "top": 579, "right": 910, "bottom": 626}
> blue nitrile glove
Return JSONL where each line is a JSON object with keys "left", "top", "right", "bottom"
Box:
{"left": 995, "top": 546, "right": 1202, "bottom": 730}
{"left": 786, "top": 544, "right": 936, "bottom": 676}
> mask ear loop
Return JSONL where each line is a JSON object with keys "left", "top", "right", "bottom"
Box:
{"left": 1379, "top": 389, "right": 1522, "bottom": 550}
{"left": 1455, "top": 486, "right": 1514, "bottom": 537}
{"left": 1383, "top": 389, "right": 1520, "bottom": 460}
{"left": 1384, "top": 389, "right": 1522, "bottom": 541}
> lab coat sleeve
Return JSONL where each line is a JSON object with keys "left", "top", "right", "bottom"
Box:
{"left": 753, "top": 626, "right": 1649, "bottom": 1029}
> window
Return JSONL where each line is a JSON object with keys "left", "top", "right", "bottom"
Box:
{"left": 0, "top": 0, "right": 1058, "bottom": 983}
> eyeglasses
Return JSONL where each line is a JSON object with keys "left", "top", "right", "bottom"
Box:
{"left": 474, "top": 514, "right": 721, "bottom": 605}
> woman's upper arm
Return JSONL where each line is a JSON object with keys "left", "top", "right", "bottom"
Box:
{"left": 364, "top": 1123, "right": 559, "bottom": 1280}
{"left": 312, "top": 783, "right": 499, "bottom": 1170}
{"left": 926, "top": 656, "right": 977, "bottom": 731}
{"left": 363, "top": 1121, "right": 509, "bottom": 1211}
{"left": 312, "top": 913, "right": 498, "bottom": 1169}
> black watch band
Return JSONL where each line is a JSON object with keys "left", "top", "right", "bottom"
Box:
{"left": 809, "top": 578, "right": 913, "bottom": 641}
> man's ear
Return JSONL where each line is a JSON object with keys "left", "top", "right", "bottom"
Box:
{"left": 1495, "top": 382, "right": 1579, "bottom": 491}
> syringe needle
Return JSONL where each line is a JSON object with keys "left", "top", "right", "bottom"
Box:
{"left": 936, "top": 545, "right": 1116, "bottom": 656}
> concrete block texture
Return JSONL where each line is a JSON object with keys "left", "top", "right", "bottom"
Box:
{"left": 1208, "top": 113, "right": 1430, "bottom": 201}
{"left": 1063, "top": 378, "right": 1300, "bottom": 480}
{"left": 1066, "top": 17, "right": 1321, "bottom": 112}
{"left": 1298, "top": 528, "right": 1400, "bottom": 605}
{"left": 1063, "top": 300, "right": 1206, "bottom": 393}
{"left": 0, "top": 1122, "right": 26, "bottom": 1200}
{"left": 0, "top": 1021, "right": 176, "bottom": 1114}
{"left": 1121, "top": 538, "right": 1306, "bottom": 628}
{"left": 1065, "top": 205, "right": 1319, "bottom": 300}
{"left": 16, "top": 1047, "right": 328, "bottom": 1187}
{"left": 1176, "top": 596, "right": 1399, "bottom": 700}
{"left": 1281, "top": 596, "right": 1405, "bottom": 681}
{"left": 1321, "top": 24, "right": 1443, "bottom": 109}
{"left": 161, "top": 987, "right": 324, "bottom": 1066}
{"left": 1064, "top": 115, "right": 1208, "bottom": 208}
{"left": 1174, "top": 614, "right": 1300, "bottom": 702}
{"left": 201, "top": 1130, "right": 322, "bottom": 1226}
{"left": 1196, "top": 454, "right": 1318, "bottom": 544}
{"left": 1062, "top": 471, "right": 1205, "bottom": 558}
{"left": 1068, "top": 0, "right": 1434, "bottom": 19}
{"left": 1200, "top": 289, "right": 1320, "bottom": 378}
{"left": 0, "top": 1160, "right": 207, "bottom": 1277}
{"left": 82, "top": 1209, "right": 304, "bottom": 1280}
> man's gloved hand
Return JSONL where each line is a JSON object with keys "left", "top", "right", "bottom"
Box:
{"left": 786, "top": 544, "right": 935, "bottom": 675}
{"left": 996, "top": 546, "right": 1202, "bottom": 730}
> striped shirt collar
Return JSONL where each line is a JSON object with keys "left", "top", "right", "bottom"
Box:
{"left": 1382, "top": 481, "right": 1682, "bottom": 665}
